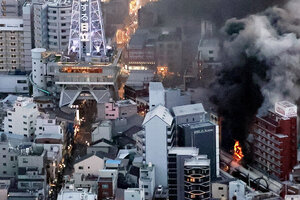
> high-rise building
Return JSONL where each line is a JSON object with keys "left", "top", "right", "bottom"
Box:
{"left": 184, "top": 155, "right": 210, "bottom": 200}
{"left": 173, "top": 103, "right": 219, "bottom": 180}
{"left": 143, "top": 105, "right": 175, "bottom": 187}
{"left": 0, "top": 18, "right": 25, "bottom": 72}
{"left": 0, "top": 0, "right": 24, "bottom": 17}
{"left": 252, "top": 101, "right": 297, "bottom": 180}
{"left": 33, "top": 0, "right": 71, "bottom": 51}
{"left": 47, "top": 1, "right": 71, "bottom": 52}
{"left": 22, "top": 2, "right": 34, "bottom": 72}
{"left": 168, "top": 147, "right": 199, "bottom": 200}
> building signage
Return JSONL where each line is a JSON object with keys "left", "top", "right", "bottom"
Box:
{"left": 80, "top": 0, "right": 89, "bottom": 41}
{"left": 194, "top": 128, "right": 214, "bottom": 134}
{"left": 275, "top": 101, "right": 297, "bottom": 118}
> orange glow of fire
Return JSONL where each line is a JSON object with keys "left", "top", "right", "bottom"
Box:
{"left": 234, "top": 141, "right": 244, "bottom": 161}
{"left": 157, "top": 66, "right": 169, "bottom": 77}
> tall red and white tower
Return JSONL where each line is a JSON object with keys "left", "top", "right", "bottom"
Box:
{"left": 68, "top": 0, "right": 107, "bottom": 61}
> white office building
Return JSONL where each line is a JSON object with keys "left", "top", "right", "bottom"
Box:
{"left": 149, "top": 82, "right": 191, "bottom": 111}
{"left": 149, "top": 82, "right": 165, "bottom": 111}
{"left": 4, "top": 97, "right": 39, "bottom": 141}
{"left": 143, "top": 105, "right": 175, "bottom": 187}
{"left": 35, "top": 113, "right": 64, "bottom": 137}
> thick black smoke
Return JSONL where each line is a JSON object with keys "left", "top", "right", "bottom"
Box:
{"left": 211, "top": 0, "right": 300, "bottom": 152}
{"left": 146, "top": 0, "right": 288, "bottom": 28}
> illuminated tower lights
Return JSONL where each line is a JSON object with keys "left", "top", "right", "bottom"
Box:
{"left": 68, "top": 0, "right": 107, "bottom": 60}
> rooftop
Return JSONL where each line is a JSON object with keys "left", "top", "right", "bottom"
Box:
{"left": 168, "top": 147, "right": 199, "bottom": 156}
{"left": 74, "top": 151, "right": 116, "bottom": 164}
{"left": 184, "top": 155, "right": 210, "bottom": 166}
{"left": 173, "top": 103, "right": 206, "bottom": 117}
{"left": 199, "top": 38, "right": 219, "bottom": 48}
{"left": 116, "top": 99, "right": 136, "bottom": 106}
{"left": 143, "top": 105, "right": 173, "bottom": 126}
{"left": 149, "top": 82, "right": 164, "bottom": 91}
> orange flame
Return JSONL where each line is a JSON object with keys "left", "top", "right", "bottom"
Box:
{"left": 234, "top": 141, "right": 244, "bottom": 161}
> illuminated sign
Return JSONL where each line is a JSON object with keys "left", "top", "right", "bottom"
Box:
{"left": 80, "top": 0, "right": 89, "bottom": 41}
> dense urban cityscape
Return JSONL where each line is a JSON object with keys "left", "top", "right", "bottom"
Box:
{"left": 0, "top": 0, "right": 299, "bottom": 199}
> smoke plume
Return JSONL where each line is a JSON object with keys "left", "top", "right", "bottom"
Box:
{"left": 211, "top": 0, "right": 300, "bottom": 151}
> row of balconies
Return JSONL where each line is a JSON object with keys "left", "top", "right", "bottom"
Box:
{"left": 254, "top": 159, "right": 281, "bottom": 174}
{"left": 254, "top": 150, "right": 281, "bottom": 168}
{"left": 254, "top": 128, "right": 281, "bottom": 145}
{"left": 255, "top": 137, "right": 281, "bottom": 152}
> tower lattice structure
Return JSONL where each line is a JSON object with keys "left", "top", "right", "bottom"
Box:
{"left": 68, "top": 0, "right": 107, "bottom": 61}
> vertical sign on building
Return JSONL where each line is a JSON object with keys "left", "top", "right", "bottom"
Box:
{"left": 80, "top": 0, "right": 89, "bottom": 42}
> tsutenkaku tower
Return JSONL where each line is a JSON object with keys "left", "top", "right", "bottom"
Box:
{"left": 68, "top": 0, "right": 107, "bottom": 61}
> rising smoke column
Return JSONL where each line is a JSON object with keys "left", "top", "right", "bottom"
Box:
{"left": 211, "top": 0, "right": 300, "bottom": 152}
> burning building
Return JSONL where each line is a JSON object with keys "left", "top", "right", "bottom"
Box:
{"left": 251, "top": 101, "right": 297, "bottom": 181}
{"left": 233, "top": 141, "right": 244, "bottom": 162}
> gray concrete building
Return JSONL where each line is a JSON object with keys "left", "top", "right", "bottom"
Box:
{"left": 33, "top": 0, "right": 71, "bottom": 52}
{"left": 0, "top": 133, "right": 20, "bottom": 178}
{"left": 168, "top": 147, "right": 199, "bottom": 200}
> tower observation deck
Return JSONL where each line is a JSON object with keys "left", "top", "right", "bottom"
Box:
{"left": 54, "top": 0, "right": 120, "bottom": 107}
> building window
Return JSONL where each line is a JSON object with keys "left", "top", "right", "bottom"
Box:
{"left": 8, "top": 125, "right": 12, "bottom": 128}
{"left": 23, "top": 158, "right": 28, "bottom": 163}
{"left": 23, "top": 128, "right": 27, "bottom": 131}
{"left": 3, "top": 171, "right": 6, "bottom": 174}
{"left": 11, "top": 60, "right": 17, "bottom": 64}
{"left": 23, "top": 121, "right": 27, "bottom": 124}
{"left": 2, "top": 148, "right": 6, "bottom": 150}
{"left": 78, "top": 166, "right": 83, "bottom": 170}
{"left": 10, "top": 156, "right": 14, "bottom": 161}
{"left": 17, "top": 80, "right": 27, "bottom": 84}
{"left": 3, "top": 155, "right": 6, "bottom": 158}
{"left": 3, "top": 163, "right": 6, "bottom": 166}
{"left": 102, "top": 184, "right": 109, "bottom": 189}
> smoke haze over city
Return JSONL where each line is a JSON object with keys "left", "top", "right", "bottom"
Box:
{"left": 211, "top": 0, "right": 300, "bottom": 151}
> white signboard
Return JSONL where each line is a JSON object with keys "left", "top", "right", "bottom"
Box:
{"left": 80, "top": 0, "right": 89, "bottom": 42}
{"left": 275, "top": 101, "right": 297, "bottom": 118}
